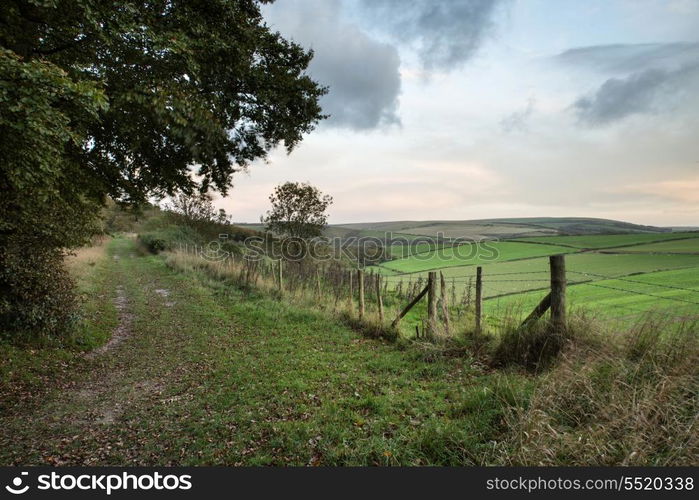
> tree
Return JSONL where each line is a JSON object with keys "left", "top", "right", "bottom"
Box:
{"left": 166, "top": 192, "right": 216, "bottom": 222}
{"left": 0, "top": 0, "right": 326, "bottom": 341}
{"left": 262, "top": 182, "right": 333, "bottom": 239}
{"left": 165, "top": 192, "right": 231, "bottom": 224}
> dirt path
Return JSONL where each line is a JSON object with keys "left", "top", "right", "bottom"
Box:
{"left": 0, "top": 239, "right": 181, "bottom": 465}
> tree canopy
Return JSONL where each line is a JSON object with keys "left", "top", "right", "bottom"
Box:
{"left": 0, "top": 0, "right": 326, "bottom": 340}
{"left": 263, "top": 182, "right": 333, "bottom": 239}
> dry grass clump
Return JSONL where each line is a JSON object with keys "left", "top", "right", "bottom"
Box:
{"left": 498, "top": 315, "right": 698, "bottom": 465}
{"left": 490, "top": 312, "right": 603, "bottom": 372}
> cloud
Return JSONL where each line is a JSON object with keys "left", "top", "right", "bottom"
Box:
{"left": 556, "top": 43, "right": 699, "bottom": 125}
{"left": 263, "top": 0, "right": 401, "bottom": 130}
{"left": 360, "top": 0, "right": 505, "bottom": 70}
{"left": 500, "top": 98, "right": 535, "bottom": 132}
{"left": 554, "top": 42, "right": 699, "bottom": 74}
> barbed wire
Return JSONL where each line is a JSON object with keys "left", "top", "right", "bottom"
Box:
{"left": 584, "top": 282, "right": 699, "bottom": 306}
{"left": 568, "top": 269, "right": 699, "bottom": 294}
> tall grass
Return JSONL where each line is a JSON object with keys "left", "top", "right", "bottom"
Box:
{"left": 497, "top": 314, "right": 698, "bottom": 465}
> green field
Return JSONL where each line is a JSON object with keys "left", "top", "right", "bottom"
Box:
{"left": 484, "top": 266, "right": 699, "bottom": 326}
{"left": 603, "top": 237, "right": 699, "bottom": 254}
{"left": 513, "top": 232, "right": 698, "bottom": 249}
{"left": 379, "top": 252, "right": 699, "bottom": 300}
{"left": 376, "top": 241, "right": 576, "bottom": 274}
{"left": 370, "top": 230, "right": 699, "bottom": 327}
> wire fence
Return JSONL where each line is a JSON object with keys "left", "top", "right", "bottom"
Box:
{"left": 179, "top": 243, "right": 699, "bottom": 331}
{"left": 380, "top": 265, "right": 699, "bottom": 324}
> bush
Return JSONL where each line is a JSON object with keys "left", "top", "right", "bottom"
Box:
{"left": 139, "top": 233, "right": 167, "bottom": 254}
{"left": 0, "top": 247, "right": 78, "bottom": 345}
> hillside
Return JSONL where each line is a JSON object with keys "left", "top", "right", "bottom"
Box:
{"left": 331, "top": 217, "right": 669, "bottom": 240}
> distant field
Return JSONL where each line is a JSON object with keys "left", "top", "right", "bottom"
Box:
{"left": 483, "top": 266, "right": 699, "bottom": 326}
{"left": 379, "top": 252, "right": 699, "bottom": 300}
{"left": 334, "top": 221, "right": 555, "bottom": 239}
{"left": 514, "top": 232, "right": 698, "bottom": 249}
{"left": 375, "top": 241, "right": 576, "bottom": 274}
{"left": 337, "top": 217, "right": 666, "bottom": 239}
{"left": 604, "top": 238, "right": 699, "bottom": 254}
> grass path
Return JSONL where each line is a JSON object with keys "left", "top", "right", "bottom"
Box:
{"left": 0, "top": 237, "right": 530, "bottom": 466}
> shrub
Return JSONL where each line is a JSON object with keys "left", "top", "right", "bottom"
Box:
{"left": 0, "top": 247, "right": 77, "bottom": 345}
{"left": 139, "top": 234, "right": 167, "bottom": 254}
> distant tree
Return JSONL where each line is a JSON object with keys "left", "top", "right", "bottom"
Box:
{"left": 167, "top": 193, "right": 216, "bottom": 222}
{"left": 166, "top": 192, "right": 232, "bottom": 225}
{"left": 0, "top": 0, "right": 325, "bottom": 341}
{"left": 262, "top": 182, "right": 333, "bottom": 238}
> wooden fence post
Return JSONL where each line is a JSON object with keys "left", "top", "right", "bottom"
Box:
{"left": 357, "top": 269, "right": 365, "bottom": 320}
{"left": 427, "top": 271, "right": 437, "bottom": 337}
{"left": 475, "top": 266, "right": 483, "bottom": 334}
{"left": 440, "top": 271, "right": 450, "bottom": 335}
{"left": 376, "top": 275, "right": 384, "bottom": 323}
{"left": 348, "top": 270, "right": 354, "bottom": 311}
{"left": 549, "top": 254, "right": 566, "bottom": 330}
{"left": 278, "top": 259, "right": 283, "bottom": 296}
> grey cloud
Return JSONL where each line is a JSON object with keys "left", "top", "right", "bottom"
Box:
{"left": 574, "top": 63, "right": 699, "bottom": 125}
{"left": 554, "top": 42, "right": 699, "bottom": 74}
{"left": 360, "top": 0, "right": 505, "bottom": 70}
{"left": 263, "top": 0, "right": 401, "bottom": 130}
{"left": 557, "top": 43, "right": 699, "bottom": 125}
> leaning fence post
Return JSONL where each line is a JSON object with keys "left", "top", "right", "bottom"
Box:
{"left": 391, "top": 284, "right": 429, "bottom": 329}
{"left": 427, "top": 271, "right": 437, "bottom": 337}
{"left": 357, "top": 269, "right": 365, "bottom": 320}
{"left": 549, "top": 254, "right": 566, "bottom": 330}
{"left": 376, "top": 275, "right": 384, "bottom": 323}
{"left": 475, "top": 266, "right": 483, "bottom": 334}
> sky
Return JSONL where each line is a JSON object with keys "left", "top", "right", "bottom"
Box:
{"left": 214, "top": 0, "right": 699, "bottom": 227}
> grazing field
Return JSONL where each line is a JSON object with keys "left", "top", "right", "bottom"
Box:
{"left": 513, "top": 232, "right": 699, "bottom": 249}
{"left": 484, "top": 266, "right": 699, "bottom": 326}
{"left": 603, "top": 237, "right": 699, "bottom": 254}
{"left": 376, "top": 241, "right": 576, "bottom": 274}
{"left": 369, "top": 230, "right": 699, "bottom": 327}
{"left": 379, "top": 253, "right": 699, "bottom": 300}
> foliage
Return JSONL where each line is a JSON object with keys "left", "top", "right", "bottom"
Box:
{"left": 262, "top": 181, "right": 333, "bottom": 238}
{"left": 0, "top": 247, "right": 78, "bottom": 344}
{"left": 165, "top": 192, "right": 231, "bottom": 225}
{"left": 139, "top": 234, "right": 167, "bottom": 254}
{"left": 0, "top": 0, "right": 325, "bottom": 342}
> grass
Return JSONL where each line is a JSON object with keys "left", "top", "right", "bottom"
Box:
{"left": 2, "top": 236, "right": 696, "bottom": 466}
{"left": 376, "top": 241, "right": 576, "bottom": 274}
{"left": 0, "top": 236, "right": 118, "bottom": 413}
{"left": 483, "top": 266, "right": 699, "bottom": 327}
{"left": 515, "top": 232, "right": 699, "bottom": 249}
{"left": 378, "top": 252, "right": 699, "bottom": 303}
{"left": 604, "top": 238, "right": 699, "bottom": 254}
{"left": 0, "top": 237, "right": 530, "bottom": 465}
